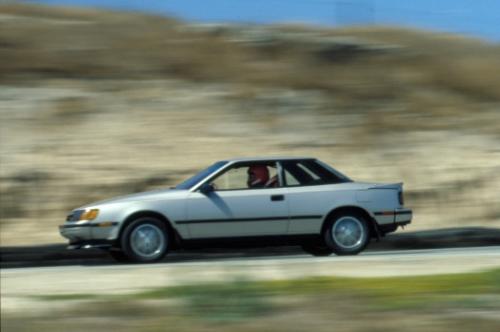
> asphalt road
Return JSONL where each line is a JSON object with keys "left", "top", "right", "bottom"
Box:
{"left": 2, "top": 246, "right": 500, "bottom": 314}
{"left": 2, "top": 227, "right": 499, "bottom": 269}
{"left": 2, "top": 227, "right": 500, "bottom": 314}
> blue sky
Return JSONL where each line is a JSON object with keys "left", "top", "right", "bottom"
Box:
{"left": 28, "top": 0, "right": 500, "bottom": 41}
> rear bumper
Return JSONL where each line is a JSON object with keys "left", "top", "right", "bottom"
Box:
{"left": 374, "top": 208, "right": 412, "bottom": 224}
{"left": 374, "top": 208, "right": 412, "bottom": 234}
{"left": 394, "top": 208, "right": 412, "bottom": 225}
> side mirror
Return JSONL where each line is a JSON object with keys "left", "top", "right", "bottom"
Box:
{"left": 199, "top": 183, "right": 214, "bottom": 195}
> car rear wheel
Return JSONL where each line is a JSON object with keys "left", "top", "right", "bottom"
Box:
{"left": 119, "top": 217, "right": 169, "bottom": 263}
{"left": 324, "top": 212, "right": 370, "bottom": 255}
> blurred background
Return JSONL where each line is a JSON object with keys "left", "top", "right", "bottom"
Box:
{"left": 0, "top": 0, "right": 499, "bottom": 245}
{"left": 2, "top": 2, "right": 500, "bottom": 332}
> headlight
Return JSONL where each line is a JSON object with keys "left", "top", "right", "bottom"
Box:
{"left": 79, "top": 209, "right": 100, "bottom": 221}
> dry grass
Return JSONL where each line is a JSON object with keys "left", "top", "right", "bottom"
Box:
{"left": 2, "top": 4, "right": 500, "bottom": 99}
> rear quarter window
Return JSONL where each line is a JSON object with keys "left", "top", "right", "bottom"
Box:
{"left": 282, "top": 160, "right": 349, "bottom": 187}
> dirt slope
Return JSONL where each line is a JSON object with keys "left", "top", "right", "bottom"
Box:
{"left": 0, "top": 3, "right": 499, "bottom": 245}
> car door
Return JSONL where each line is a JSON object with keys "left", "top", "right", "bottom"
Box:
{"left": 184, "top": 162, "right": 289, "bottom": 239}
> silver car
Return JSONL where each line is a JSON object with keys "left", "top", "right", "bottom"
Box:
{"left": 60, "top": 157, "right": 412, "bottom": 262}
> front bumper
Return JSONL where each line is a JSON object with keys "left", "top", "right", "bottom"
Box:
{"left": 67, "top": 239, "right": 115, "bottom": 250}
{"left": 59, "top": 222, "right": 119, "bottom": 243}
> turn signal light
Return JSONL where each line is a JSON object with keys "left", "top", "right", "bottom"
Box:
{"left": 80, "top": 209, "right": 99, "bottom": 221}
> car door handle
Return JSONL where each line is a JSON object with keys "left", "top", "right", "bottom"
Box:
{"left": 270, "top": 194, "right": 284, "bottom": 201}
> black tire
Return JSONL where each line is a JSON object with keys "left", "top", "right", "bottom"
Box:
{"left": 120, "top": 217, "right": 169, "bottom": 263}
{"left": 302, "top": 244, "right": 334, "bottom": 257}
{"left": 324, "top": 212, "right": 370, "bottom": 255}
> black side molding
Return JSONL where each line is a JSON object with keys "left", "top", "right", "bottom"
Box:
{"left": 176, "top": 215, "right": 323, "bottom": 225}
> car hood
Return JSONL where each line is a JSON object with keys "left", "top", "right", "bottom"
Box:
{"left": 79, "top": 188, "right": 189, "bottom": 209}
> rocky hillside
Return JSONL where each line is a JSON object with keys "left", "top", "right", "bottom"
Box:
{"left": 0, "top": 3, "right": 499, "bottom": 245}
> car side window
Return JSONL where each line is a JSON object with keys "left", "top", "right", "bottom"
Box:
{"left": 282, "top": 160, "right": 346, "bottom": 186}
{"left": 297, "top": 163, "right": 320, "bottom": 181}
{"left": 212, "top": 166, "right": 248, "bottom": 190}
{"left": 283, "top": 169, "right": 300, "bottom": 186}
{"left": 211, "top": 162, "right": 279, "bottom": 191}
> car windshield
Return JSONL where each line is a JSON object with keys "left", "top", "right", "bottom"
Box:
{"left": 175, "top": 161, "right": 228, "bottom": 189}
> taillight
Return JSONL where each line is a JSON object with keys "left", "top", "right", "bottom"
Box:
{"left": 398, "top": 191, "right": 404, "bottom": 205}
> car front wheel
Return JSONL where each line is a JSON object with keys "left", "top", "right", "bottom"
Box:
{"left": 118, "top": 217, "right": 169, "bottom": 263}
{"left": 324, "top": 213, "right": 370, "bottom": 255}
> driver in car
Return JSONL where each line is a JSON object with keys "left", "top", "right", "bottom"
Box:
{"left": 247, "top": 165, "right": 278, "bottom": 188}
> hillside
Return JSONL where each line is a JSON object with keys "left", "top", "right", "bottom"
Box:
{"left": 0, "top": 3, "right": 499, "bottom": 245}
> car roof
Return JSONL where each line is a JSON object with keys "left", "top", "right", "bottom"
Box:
{"left": 221, "top": 156, "right": 316, "bottom": 163}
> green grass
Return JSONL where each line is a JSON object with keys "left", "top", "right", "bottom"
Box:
{"left": 35, "top": 293, "right": 99, "bottom": 301}
{"left": 34, "top": 268, "right": 500, "bottom": 321}
{"left": 10, "top": 269, "right": 499, "bottom": 332}
{"left": 137, "top": 267, "right": 500, "bottom": 297}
